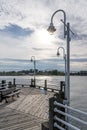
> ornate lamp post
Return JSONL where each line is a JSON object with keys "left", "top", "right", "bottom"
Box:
{"left": 31, "top": 56, "right": 36, "bottom": 87}
{"left": 47, "top": 9, "right": 71, "bottom": 106}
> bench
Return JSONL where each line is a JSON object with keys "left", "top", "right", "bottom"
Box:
{"left": 0, "top": 87, "right": 5, "bottom": 90}
{"left": 5, "top": 90, "right": 21, "bottom": 103}
{"left": 0, "top": 88, "right": 21, "bottom": 103}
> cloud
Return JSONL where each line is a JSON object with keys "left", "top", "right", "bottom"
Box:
{"left": 0, "top": 58, "right": 65, "bottom": 71}
{"left": 32, "top": 47, "right": 55, "bottom": 51}
{"left": 0, "top": 0, "right": 87, "bottom": 71}
{"left": 71, "top": 58, "right": 87, "bottom": 62}
{"left": 0, "top": 57, "right": 87, "bottom": 71}
{"left": 0, "top": 24, "right": 34, "bottom": 38}
{"left": 32, "top": 47, "right": 46, "bottom": 51}
{"left": 71, "top": 53, "right": 87, "bottom": 58}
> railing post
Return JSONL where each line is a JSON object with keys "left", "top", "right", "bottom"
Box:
{"left": 8, "top": 81, "right": 12, "bottom": 88}
{"left": 60, "top": 81, "right": 65, "bottom": 95}
{"left": 30, "top": 78, "right": 35, "bottom": 87}
{"left": 30, "top": 78, "right": 33, "bottom": 87}
{"left": 13, "top": 78, "right": 16, "bottom": 87}
{"left": 0, "top": 92, "right": 1, "bottom": 102}
{"left": 22, "top": 85, "right": 24, "bottom": 87}
{"left": 49, "top": 97, "right": 54, "bottom": 130}
{"left": 34, "top": 78, "right": 36, "bottom": 87}
{"left": 44, "top": 80, "right": 47, "bottom": 89}
{"left": 1, "top": 80, "right": 6, "bottom": 87}
{"left": 44, "top": 80, "right": 47, "bottom": 94}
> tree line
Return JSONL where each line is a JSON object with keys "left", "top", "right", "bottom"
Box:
{"left": 0, "top": 69, "right": 64, "bottom": 76}
{"left": 0, "top": 69, "right": 87, "bottom": 76}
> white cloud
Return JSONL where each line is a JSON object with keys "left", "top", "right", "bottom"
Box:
{"left": 0, "top": 0, "right": 87, "bottom": 71}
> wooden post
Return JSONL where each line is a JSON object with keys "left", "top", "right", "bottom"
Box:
{"left": 1, "top": 80, "right": 6, "bottom": 87}
{"left": 22, "top": 85, "right": 24, "bottom": 87}
{"left": 30, "top": 79, "right": 34, "bottom": 87}
{"left": 0, "top": 93, "right": 2, "bottom": 102}
{"left": 49, "top": 82, "right": 66, "bottom": 130}
{"left": 44, "top": 80, "right": 47, "bottom": 89}
{"left": 13, "top": 78, "right": 16, "bottom": 87}
{"left": 8, "top": 81, "right": 12, "bottom": 88}
{"left": 34, "top": 78, "right": 36, "bottom": 87}
{"left": 49, "top": 97, "right": 54, "bottom": 130}
{"left": 44, "top": 80, "right": 47, "bottom": 94}
{"left": 60, "top": 81, "right": 65, "bottom": 97}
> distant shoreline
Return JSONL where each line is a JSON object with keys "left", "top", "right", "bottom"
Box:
{"left": 0, "top": 70, "right": 87, "bottom": 76}
{"left": 0, "top": 74, "right": 87, "bottom": 76}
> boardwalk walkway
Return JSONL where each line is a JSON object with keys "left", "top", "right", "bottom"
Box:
{"left": 0, "top": 87, "right": 54, "bottom": 130}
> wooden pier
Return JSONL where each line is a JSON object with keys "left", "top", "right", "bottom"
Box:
{"left": 0, "top": 87, "right": 54, "bottom": 130}
{"left": 0, "top": 80, "right": 86, "bottom": 130}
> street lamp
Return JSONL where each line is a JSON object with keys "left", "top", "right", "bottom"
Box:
{"left": 47, "top": 9, "right": 71, "bottom": 106}
{"left": 31, "top": 56, "right": 36, "bottom": 87}
{"left": 57, "top": 47, "right": 67, "bottom": 99}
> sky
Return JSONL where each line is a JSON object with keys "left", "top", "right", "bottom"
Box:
{"left": 0, "top": 0, "right": 87, "bottom": 71}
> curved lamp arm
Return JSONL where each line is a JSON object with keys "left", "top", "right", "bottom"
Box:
{"left": 57, "top": 47, "right": 66, "bottom": 59}
{"left": 31, "top": 56, "right": 35, "bottom": 61}
{"left": 50, "top": 9, "right": 66, "bottom": 38}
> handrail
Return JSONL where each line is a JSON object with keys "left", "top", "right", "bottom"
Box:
{"left": 36, "top": 85, "right": 60, "bottom": 92}
{"left": 54, "top": 116, "right": 80, "bottom": 130}
{"left": 15, "top": 83, "right": 60, "bottom": 93}
{"left": 16, "top": 83, "right": 30, "bottom": 86}
{"left": 54, "top": 122, "right": 65, "bottom": 130}
{"left": 54, "top": 101, "right": 87, "bottom": 116}
{"left": 53, "top": 101, "right": 87, "bottom": 130}
{"left": 54, "top": 108, "right": 87, "bottom": 125}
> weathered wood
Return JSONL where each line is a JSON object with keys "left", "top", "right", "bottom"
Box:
{"left": 0, "top": 88, "right": 21, "bottom": 103}
{"left": 6, "top": 90, "right": 20, "bottom": 98}
{"left": 0, "top": 87, "right": 55, "bottom": 130}
{"left": 42, "top": 122, "right": 49, "bottom": 130}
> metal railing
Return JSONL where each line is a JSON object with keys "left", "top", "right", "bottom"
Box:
{"left": 54, "top": 101, "right": 87, "bottom": 130}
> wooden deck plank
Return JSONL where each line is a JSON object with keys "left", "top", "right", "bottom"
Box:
{"left": 7, "top": 87, "right": 54, "bottom": 119}
{"left": 0, "top": 107, "right": 43, "bottom": 130}
{"left": 0, "top": 87, "right": 54, "bottom": 130}
{"left": 24, "top": 125, "right": 41, "bottom": 130}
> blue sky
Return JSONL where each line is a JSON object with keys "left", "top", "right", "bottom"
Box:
{"left": 0, "top": 0, "right": 87, "bottom": 71}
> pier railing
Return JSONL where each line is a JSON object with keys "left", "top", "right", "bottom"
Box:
{"left": 0, "top": 78, "right": 61, "bottom": 93}
{"left": 0, "top": 77, "right": 60, "bottom": 89}
{"left": 47, "top": 88, "right": 87, "bottom": 130}
{"left": 54, "top": 101, "right": 87, "bottom": 130}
